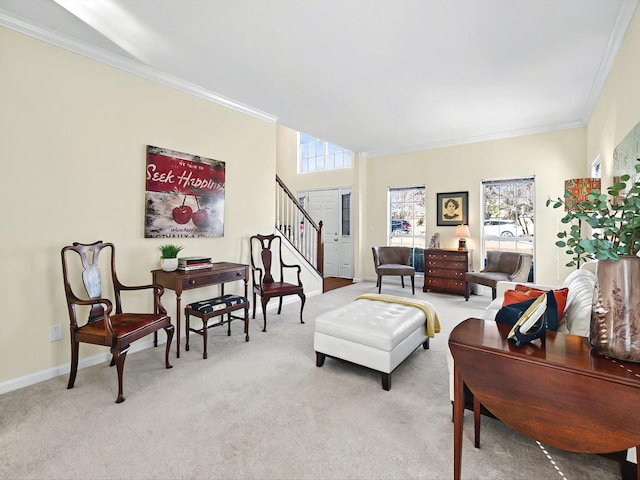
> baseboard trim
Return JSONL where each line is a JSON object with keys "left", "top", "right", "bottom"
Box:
{"left": 0, "top": 290, "right": 322, "bottom": 396}
{"left": 0, "top": 337, "right": 162, "bottom": 395}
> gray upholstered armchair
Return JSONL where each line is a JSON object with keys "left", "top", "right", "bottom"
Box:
{"left": 465, "top": 251, "right": 533, "bottom": 300}
{"left": 372, "top": 246, "right": 415, "bottom": 294}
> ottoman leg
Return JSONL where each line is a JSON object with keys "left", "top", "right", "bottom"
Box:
{"left": 185, "top": 312, "right": 190, "bottom": 351}
{"left": 315, "top": 352, "right": 326, "bottom": 367}
{"left": 423, "top": 338, "right": 430, "bottom": 349}
{"left": 381, "top": 373, "right": 391, "bottom": 391}
{"left": 202, "top": 318, "right": 208, "bottom": 360}
{"left": 244, "top": 305, "right": 250, "bottom": 342}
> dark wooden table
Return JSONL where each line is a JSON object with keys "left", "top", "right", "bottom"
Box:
{"left": 449, "top": 318, "right": 640, "bottom": 480}
{"left": 152, "top": 262, "right": 249, "bottom": 358}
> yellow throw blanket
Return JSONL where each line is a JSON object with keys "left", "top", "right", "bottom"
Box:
{"left": 355, "top": 293, "right": 441, "bottom": 338}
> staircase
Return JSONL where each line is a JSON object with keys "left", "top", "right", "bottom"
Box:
{"left": 275, "top": 175, "right": 324, "bottom": 276}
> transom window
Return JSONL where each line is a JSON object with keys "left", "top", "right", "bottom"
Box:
{"left": 299, "top": 133, "right": 353, "bottom": 173}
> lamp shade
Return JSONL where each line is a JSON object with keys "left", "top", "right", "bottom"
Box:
{"left": 564, "top": 178, "right": 601, "bottom": 211}
{"left": 455, "top": 224, "right": 471, "bottom": 238}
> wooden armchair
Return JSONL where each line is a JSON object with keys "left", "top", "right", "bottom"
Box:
{"left": 250, "top": 234, "right": 306, "bottom": 332}
{"left": 61, "top": 241, "right": 174, "bottom": 403}
{"left": 372, "top": 246, "right": 415, "bottom": 294}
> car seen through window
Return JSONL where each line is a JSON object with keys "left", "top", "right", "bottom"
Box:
{"left": 391, "top": 219, "right": 411, "bottom": 234}
{"left": 483, "top": 219, "right": 524, "bottom": 237}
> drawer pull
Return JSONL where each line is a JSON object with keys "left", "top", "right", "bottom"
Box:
{"left": 189, "top": 280, "right": 196, "bottom": 285}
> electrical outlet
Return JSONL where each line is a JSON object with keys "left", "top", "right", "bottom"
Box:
{"left": 49, "top": 324, "right": 62, "bottom": 342}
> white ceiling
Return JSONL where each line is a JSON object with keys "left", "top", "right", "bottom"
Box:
{"left": 1, "top": 0, "right": 637, "bottom": 157}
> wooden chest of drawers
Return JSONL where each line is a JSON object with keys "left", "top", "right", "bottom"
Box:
{"left": 423, "top": 248, "right": 473, "bottom": 299}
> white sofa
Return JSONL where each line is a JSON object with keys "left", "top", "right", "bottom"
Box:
{"left": 480, "top": 262, "right": 597, "bottom": 335}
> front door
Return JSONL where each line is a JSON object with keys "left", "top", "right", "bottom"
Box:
{"left": 306, "top": 188, "right": 353, "bottom": 278}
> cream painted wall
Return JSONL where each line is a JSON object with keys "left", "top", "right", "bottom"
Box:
{"left": 3, "top": 2, "right": 639, "bottom": 390}
{"left": 364, "top": 129, "right": 587, "bottom": 285}
{"left": 278, "top": 124, "right": 587, "bottom": 287}
{"left": 0, "top": 27, "right": 278, "bottom": 385}
{"left": 276, "top": 125, "right": 364, "bottom": 277}
{"left": 587, "top": 6, "right": 640, "bottom": 184}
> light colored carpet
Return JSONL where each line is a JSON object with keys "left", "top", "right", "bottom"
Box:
{"left": 0, "top": 281, "right": 620, "bottom": 480}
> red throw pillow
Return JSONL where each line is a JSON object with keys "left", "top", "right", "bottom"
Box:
{"left": 503, "top": 285, "right": 569, "bottom": 321}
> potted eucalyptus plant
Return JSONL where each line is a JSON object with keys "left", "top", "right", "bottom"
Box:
{"left": 158, "top": 244, "right": 184, "bottom": 272}
{"left": 546, "top": 158, "right": 640, "bottom": 362}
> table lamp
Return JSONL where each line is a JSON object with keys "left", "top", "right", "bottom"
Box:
{"left": 563, "top": 178, "right": 601, "bottom": 211}
{"left": 563, "top": 177, "right": 600, "bottom": 267}
{"left": 455, "top": 224, "right": 471, "bottom": 251}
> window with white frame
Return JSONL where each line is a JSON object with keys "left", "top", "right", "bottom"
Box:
{"left": 388, "top": 186, "right": 426, "bottom": 273}
{"left": 592, "top": 155, "right": 601, "bottom": 179}
{"left": 481, "top": 177, "right": 535, "bottom": 277}
{"left": 299, "top": 133, "right": 353, "bottom": 173}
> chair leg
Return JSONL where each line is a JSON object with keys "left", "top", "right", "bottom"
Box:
{"left": 164, "top": 325, "right": 174, "bottom": 369}
{"left": 491, "top": 287, "right": 497, "bottom": 300}
{"left": 378, "top": 276, "right": 382, "bottom": 293}
{"left": 261, "top": 298, "right": 269, "bottom": 332}
{"left": 111, "top": 345, "right": 130, "bottom": 404}
{"left": 67, "top": 340, "right": 79, "bottom": 389}
{"left": 298, "top": 292, "right": 306, "bottom": 324}
{"left": 411, "top": 275, "right": 415, "bottom": 295}
{"left": 243, "top": 305, "right": 250, "bottom": 342}
{"left": 277, "top": 297, "right": 283, "bottom": 314}
{"left": 227, "top": 313, "right": 231, "bottom": 336}
{"left": 252, "top": 292, "right": 257, "bottom": 319}
{"left": 401, "top": 276, "right": 405, "bottom": 288}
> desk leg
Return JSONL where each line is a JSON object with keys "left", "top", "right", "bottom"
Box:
{"left": 453, "top": 364, "right": 464, "bottom": 480}
{"left": 473, "top": 395, "right": 481, "bottom": 448}
{"left": 175, "top": 294, "right": 182, "bottom": 358}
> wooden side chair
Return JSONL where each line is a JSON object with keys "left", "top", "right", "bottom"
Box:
{"left": 61, "top": 241, "right": 174, "bottom": 403}
{"left": 250, "top": 234, "right": 306, "bottom": 332}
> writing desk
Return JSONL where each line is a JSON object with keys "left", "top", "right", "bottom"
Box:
{"left": 152, "top": 262, "right": 249, "bottom": 358}
{"left": 449, "top": 318, "right": 640, "bottom": 480}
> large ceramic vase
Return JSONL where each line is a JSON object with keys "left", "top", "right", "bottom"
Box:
{"left": 590, "top": 256, "right": 640, "bottom": 362}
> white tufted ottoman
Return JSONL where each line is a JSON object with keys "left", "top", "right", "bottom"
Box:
{"left": 314, "top": 294, "right": 440, "bottom": 390}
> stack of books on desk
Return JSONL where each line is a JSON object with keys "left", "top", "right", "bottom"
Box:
{"left": 177, "top": 256, "right": 213, "bottom": 271}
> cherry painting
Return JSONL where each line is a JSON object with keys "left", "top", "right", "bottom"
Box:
{"left": 145, "top": 145, "right": 225, "bottom": 238}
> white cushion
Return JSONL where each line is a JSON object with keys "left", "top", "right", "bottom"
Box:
{"left": 558, "top": 268, "right": 596, "bottom": 336}
{"left": 314, "top": 299, "right": 425, "bottom": 351}
{"left": 482, "top": 297, "right": 503, "bottom": 320}
{"left": 485, "top": 268, "right": 595, "bottom": 336}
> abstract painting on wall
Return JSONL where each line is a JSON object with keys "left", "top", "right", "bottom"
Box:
{"left": 145, "top": 145, "right": 225, "bottom": 238}
{"left": 613, "top": 120, "right": 640, "bottom": 191}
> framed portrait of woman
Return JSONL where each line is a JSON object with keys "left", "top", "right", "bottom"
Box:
{"left": 437, "top": 191, "right": 468, "bottom": 226}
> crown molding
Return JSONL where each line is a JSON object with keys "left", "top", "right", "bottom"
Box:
{"left": 0, "top": 9, "right": 278, "bottom": 124}
{"left": 579, "top": 0, "right": 639, "bottom": 123}
{"left": 365, "top": 121, "right": 585, "bottom": 158}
